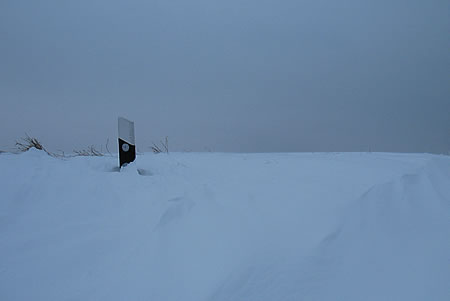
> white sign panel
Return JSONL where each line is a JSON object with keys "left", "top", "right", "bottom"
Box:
{"left": 118, "top": 117, "right": 135, "bottom": 144}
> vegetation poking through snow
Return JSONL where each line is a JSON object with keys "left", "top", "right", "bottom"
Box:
{"left": 14, "top": 134, "right": 109, "bottom": 157}
{"left": 151, "top": 136, "right": 169, "bottom": 154}
{"left": 15, "top": 134, "right": 45, "bottom": 152}
{"left": 15, "top": 134, "right": 56, "bottom": 156}
{"left": 73, "top": 146, "right": 104, "bottom": 157}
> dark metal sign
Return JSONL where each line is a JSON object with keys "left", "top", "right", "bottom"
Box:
{"left": 118, "top": 117, "right": 136, "bottom": 167}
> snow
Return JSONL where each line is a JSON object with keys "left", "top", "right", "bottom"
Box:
{"left": 1, "top": 150, "right": 449, "bottom": 300}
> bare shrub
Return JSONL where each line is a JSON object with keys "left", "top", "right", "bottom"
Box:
{"left": 13, "top": 135, "right": 112, "bottom": 158}
{"left": 15, "top": 134, "right": 57, "bottom": 157}
{"left": 16, "top": 134, "right": 45, "bottom": 152}
{"left": 105, "top": 138, "right": 113, "bottom": 157}
{"left": 151, "top": 136, "right": 169, "bottom": 154}
{"left": 73, "top": 145, "right": 104, "bottom": 157}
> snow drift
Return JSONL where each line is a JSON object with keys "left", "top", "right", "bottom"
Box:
{"left": 0, "top": 150, "right": 449, "bottom": 300}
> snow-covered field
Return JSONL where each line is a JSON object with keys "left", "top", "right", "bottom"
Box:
{"left": 1, "top": 150, "right": 449, "bottom": 301}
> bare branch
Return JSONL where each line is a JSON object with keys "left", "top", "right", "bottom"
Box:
{"left": 73, "top": 145, "right": 104, "bottom": 156}
{"left": 105, "top": 138, "right": 113, "bottom": 157}
{"left": 151, "top": 137, "right": 169, "bottom": 154}
{"left": 15, "top": 134, "right": 55, "bottom": 157}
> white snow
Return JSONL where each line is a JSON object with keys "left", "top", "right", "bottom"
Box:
{"left": 1, "top": 150, "right": 449, "bottom": 300}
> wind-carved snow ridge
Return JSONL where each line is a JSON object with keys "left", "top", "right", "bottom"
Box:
{"left": 210, "top": 158, "right": 450, "bottom": 301}
{"left": 304, "top": 160, "right": 450, "bottom": 301}
{"left": 156, "top": 197, "right": 196, "bottom": 228}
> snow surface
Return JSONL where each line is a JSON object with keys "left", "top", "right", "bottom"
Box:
{"left": 0, "top": 150, "right": 449, "bottom": 301}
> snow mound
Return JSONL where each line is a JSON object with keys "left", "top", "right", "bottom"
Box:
{"left": 0, "top": 151, "right": 449, "bottom": 301}
{"left": 211, "top": 158, "right": 450, "bottom": 301}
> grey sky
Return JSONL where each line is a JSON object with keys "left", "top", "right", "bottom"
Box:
{"left": 1, "top": 0, "right": 449, "bottom": 153}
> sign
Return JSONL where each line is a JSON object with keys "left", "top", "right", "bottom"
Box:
{"left": 118, "top": 117, "right": 136, "bottom": 167}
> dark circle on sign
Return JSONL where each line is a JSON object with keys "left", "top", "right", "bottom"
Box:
{"left": 122, "top": 143, "right": 130, "bottom": 152}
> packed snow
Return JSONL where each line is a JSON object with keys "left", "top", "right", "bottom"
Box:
{"left": 1, "top": 150, "right": 449, "bottom": 300}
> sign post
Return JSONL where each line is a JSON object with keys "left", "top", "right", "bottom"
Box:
{"left": 118, "top": 117, "right": 136, "bottom": 167}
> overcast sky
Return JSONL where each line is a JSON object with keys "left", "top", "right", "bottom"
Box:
{"left": 1, "top": 0, "right": 449, "bottom": 153}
